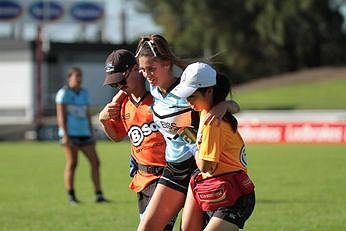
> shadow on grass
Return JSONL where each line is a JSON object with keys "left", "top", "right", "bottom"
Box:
{"left": 257, "top": 198, "right": 320, "bottom": 204}
{"left": 244, "top": 105, "right": 297, "bottom": 110}
{"left": 256, "top": 199, "right": 289, "bottom": 204}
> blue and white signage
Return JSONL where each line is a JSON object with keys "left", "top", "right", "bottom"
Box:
{"left": 0, "top": 0, "right": 104, "bottom": 24}
{"left": 0, "top": 0, "right": 23, "bottom": 21}
{"left": 70, "top": 2, "right": 104, "bottom": 23}
{"left": 28, "top": 1, "right": 64, "bottom": 22}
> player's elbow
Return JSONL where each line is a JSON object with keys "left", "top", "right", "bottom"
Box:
{"left": 198, "top": 160, "right": 217, "bottom": 174}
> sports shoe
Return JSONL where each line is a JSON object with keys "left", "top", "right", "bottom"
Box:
{"left": 95, "top": 191, "right": 109, "bottom": 203}
{"left": 95, "top": 197, "right": 109, "bottom": 203}
{"left": 68, "top": 194, "right": 80, "bottom": 205}
{"left": 69, "top": 197, "right": 80, "bottom": 205}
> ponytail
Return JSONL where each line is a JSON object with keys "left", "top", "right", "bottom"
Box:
{"left": 213, "top": 73, "right": 238, "bottom": 132}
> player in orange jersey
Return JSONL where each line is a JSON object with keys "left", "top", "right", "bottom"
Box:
{"left": 99, "top": 49, "right": 175, "bottom": 230}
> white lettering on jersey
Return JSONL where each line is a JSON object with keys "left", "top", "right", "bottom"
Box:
{"left": 67, "top": 105, "right": 87, "bottom": 118}
{"left": 128, "top": 121, "right": 159, "bottom": 147}
{"left": 152, "top": 107, "right": 192, "bottom": 139}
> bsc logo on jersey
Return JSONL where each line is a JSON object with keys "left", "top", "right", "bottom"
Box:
{"left": 160, "top": 121, "right": 178, "bottom": 132}
{"left": 128, "top": 122, "right": 159, "bottom": 147}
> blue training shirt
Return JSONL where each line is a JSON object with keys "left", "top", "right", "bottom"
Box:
{"left": 55, "top": 86, "right": 91, "bottom": 137}
{"left": 150, "top": 82, "right": 196, "bottom": 163}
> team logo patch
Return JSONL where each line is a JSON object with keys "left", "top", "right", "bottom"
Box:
{"left": 128, "top": 122, "right": 159, "bottom": 147}
{"left": 240, "top": 145, "right": 248, "bottom": 167}
{"left": 197, "top": 188, "right": 226, "bottom": 202}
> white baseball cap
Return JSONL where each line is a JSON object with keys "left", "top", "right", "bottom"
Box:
{"left": 172, "top": 62, "right": 216, "bottom": 98}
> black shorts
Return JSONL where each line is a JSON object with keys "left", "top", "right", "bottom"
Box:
{"left": 137, "top": 179, "right": 177, "bottom": 230}
{"left": 206, "top": 191, "right": 256, "bottom": 229}
{"left": 60, "top": 136, "right": 95, "bottom": 146}
{"left": 137, "top": 179, "right": 159, "bottom": 214}
{"left": 158, "top": 156, "right": 197, "bottom": 194}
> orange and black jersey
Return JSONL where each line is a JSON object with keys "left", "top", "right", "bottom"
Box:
{"left": 110, "top": 91, "right": 166, "bottom": 192}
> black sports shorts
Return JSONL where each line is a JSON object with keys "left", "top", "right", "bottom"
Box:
{"left": 60, "top": 136, "right": 95, "bottom": 146}
{"left": 158, "top": 156, "right": 197, "bottom": 194}
{"left": 137, "top": 179, "right": 159, "bottom": 215}
{"left": 206, "top": 191, "right": 256, "bottom": 229}
{"left": 137, "top": 179, "right": 177, "bottom": 230}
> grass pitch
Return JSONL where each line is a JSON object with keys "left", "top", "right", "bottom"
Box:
{"left": 234, "top": 77, "right": 346, "bottom": 110}
{"left": 0, "top": 141, "right": 345, "bottom": 231}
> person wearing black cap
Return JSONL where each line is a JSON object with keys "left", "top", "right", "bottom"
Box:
{"left": 99, "top": 49, "right": 176, "bottom": 229}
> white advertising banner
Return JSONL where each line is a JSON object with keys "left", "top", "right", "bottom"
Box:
{"left": 238, "top": 122, "right": 346, "bottom": 144}
{"left": 0, "top": 0, "right": 104, "bottom": 24}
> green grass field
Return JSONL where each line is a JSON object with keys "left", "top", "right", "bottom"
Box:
{"left": 1, "top": 141, "right": 345, "bottom": 231}
{"left": 233, "top": 77, "right": 346, "bottom": 110}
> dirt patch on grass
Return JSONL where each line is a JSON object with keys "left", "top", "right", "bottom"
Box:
{"left": 234, "top": 66, "right": 346, "bottom": 91}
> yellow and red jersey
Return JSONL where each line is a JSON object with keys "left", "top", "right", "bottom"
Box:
{"left": 197, "top": 111, "right": 248, "bottom": 179}
{"left": 111, "top": 92, "right": 166, "bottom": 192}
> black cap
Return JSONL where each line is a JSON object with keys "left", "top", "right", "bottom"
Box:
{"left": 103, "top": 49, "right": 137, "bottom": 85}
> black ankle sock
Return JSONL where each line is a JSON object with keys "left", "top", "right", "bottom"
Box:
{"left": 68, "top": 189, "right": 75, "bottom": 196}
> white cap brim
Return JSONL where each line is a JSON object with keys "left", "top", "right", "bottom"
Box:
{"left": 172, "top": 85, "right": 197, "bottom": 98}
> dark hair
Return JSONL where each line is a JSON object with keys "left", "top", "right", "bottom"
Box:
{"left": 68, "top": 67, "right": 82, "bottom": 78}
{"left": 135, "top": 34, "right": 191, "bottom": 69}
{"left": 197, "top": 73, "right": 238, "bottom": 132}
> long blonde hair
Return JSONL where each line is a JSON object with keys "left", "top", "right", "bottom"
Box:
{"left": 135, "top": 34, "right": 192, "bottom": 69}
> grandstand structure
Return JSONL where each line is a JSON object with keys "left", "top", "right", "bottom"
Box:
{"left": 0, "top": 39, "right": 135, "bottom": 140}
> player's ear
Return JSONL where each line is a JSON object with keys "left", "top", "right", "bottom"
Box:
{"left": 132, "top": 64, "right": 139, "bottom": 72}
{"left": 161, "top": 60, "right": 171, "bottom": 70}
{"left": 207, "top": 87, "right": 213, "bottom": 96}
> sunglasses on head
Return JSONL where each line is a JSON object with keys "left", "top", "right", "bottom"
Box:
{"left": 135, "top": 40, "right": 157, "bottom": 58}
{"left": 109, "top": 68, "right": 131, "bottom": 89}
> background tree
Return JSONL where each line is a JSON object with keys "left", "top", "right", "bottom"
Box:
{"left": 135, "top": 0, "right": 346, "bottom": 84}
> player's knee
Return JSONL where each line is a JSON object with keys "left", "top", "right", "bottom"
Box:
{"left": 66, "top": 161, "right": 78, "bottom": 170}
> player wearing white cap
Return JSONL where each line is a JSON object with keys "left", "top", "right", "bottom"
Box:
{"left": 173, "top": 62, "right": 255, "bottom": 231}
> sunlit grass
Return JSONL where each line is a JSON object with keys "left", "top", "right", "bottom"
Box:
{"left": 234, "top": 78, "right": 346, "bottom": 110}
{"left": 0, "top": 142, "right": 345, "bottom": 230}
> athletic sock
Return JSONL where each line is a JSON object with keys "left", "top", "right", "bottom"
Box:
{"left": 67, "top": 189, "right": 79, "bottom": 203}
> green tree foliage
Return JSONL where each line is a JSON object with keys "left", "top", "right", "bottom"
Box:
{"left": 135, "top": 0, "right": 346, "bottom": 83}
